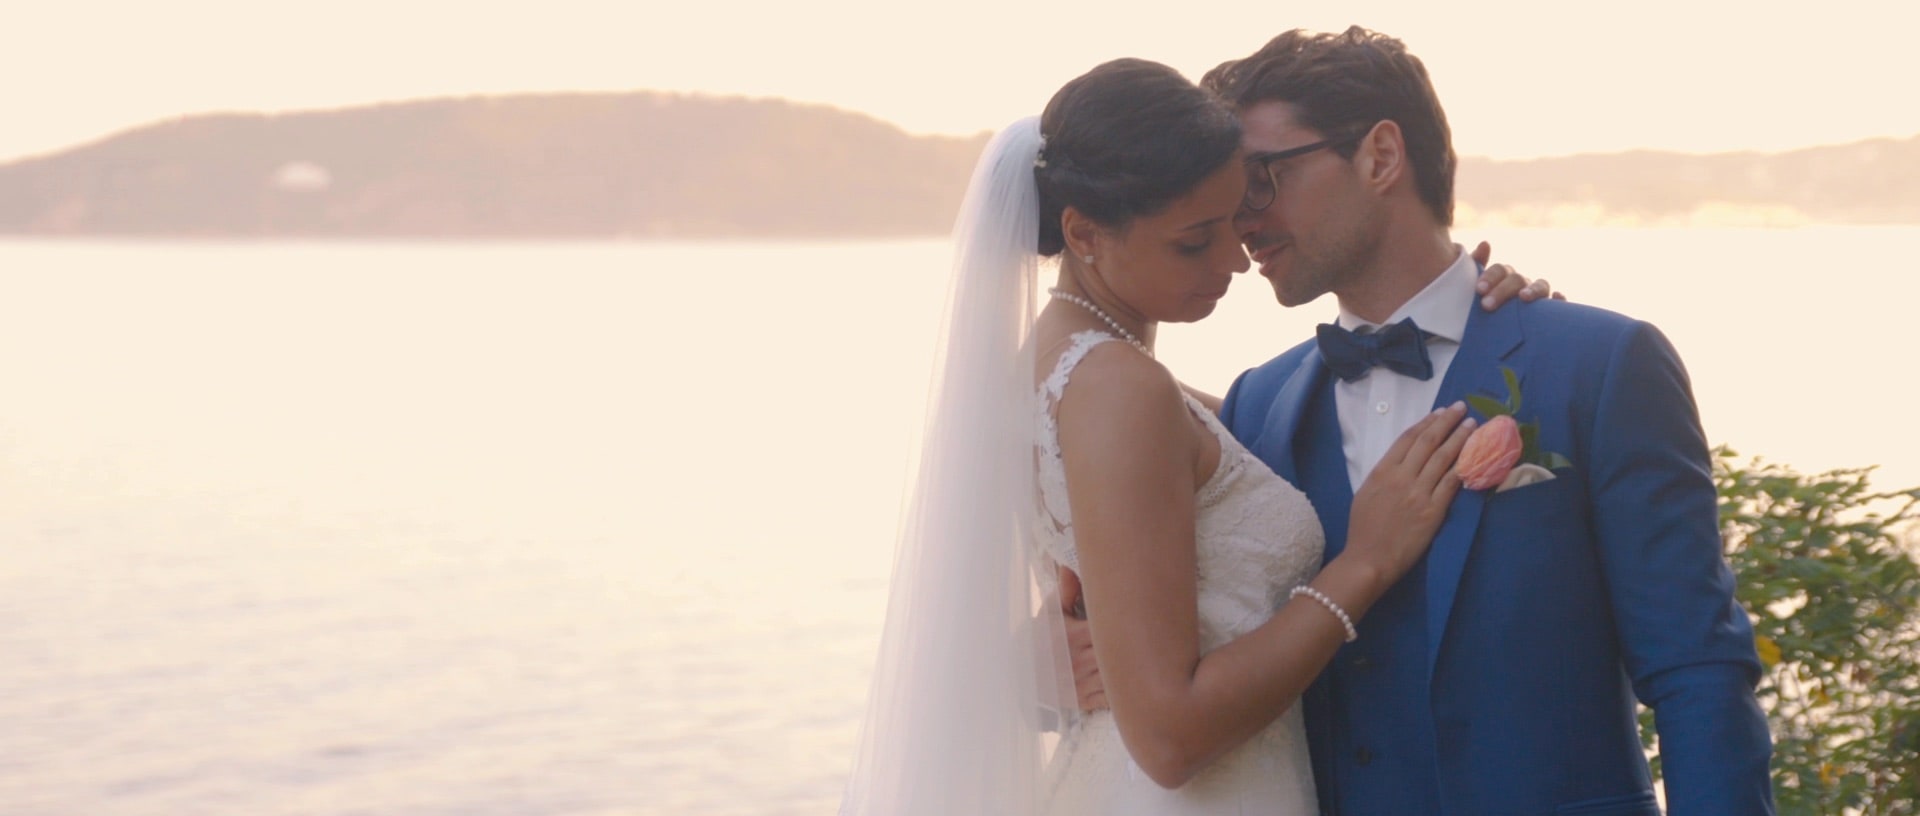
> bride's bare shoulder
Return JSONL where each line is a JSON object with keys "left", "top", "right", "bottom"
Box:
{"left": 1068, "top": 339, "right": 1172, "bottom": 387}
{"left": 1054, "top": 341, "right": 1185, "bottom": 431}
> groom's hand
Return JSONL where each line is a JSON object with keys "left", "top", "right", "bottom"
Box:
{"left": 1058, "top": 566, "right": 1109, "bottom": 711}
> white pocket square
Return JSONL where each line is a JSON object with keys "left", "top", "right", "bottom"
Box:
{"left": 1494, "top": 463, "right": 1557, "bottom": 493}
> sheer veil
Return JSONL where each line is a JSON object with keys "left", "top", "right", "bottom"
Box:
{"left": 839, "top": 116, "right": 1074, "bottom": 815}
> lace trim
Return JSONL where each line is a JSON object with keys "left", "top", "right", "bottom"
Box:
{"left": 1187, "top": 396, "right": 1245, "bottom": 509}
{"left": 1035, "top": 331, "right": 1244, "bottom": 565}
{"left": 1033, "top": 331, "right": 1117, "bottom": 570}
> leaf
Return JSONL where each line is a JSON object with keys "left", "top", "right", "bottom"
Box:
{"left": 1503, "top": 366, "right": 1522, "bottom": 414}
{"left": 1756, "top": 634, "right": 1782, "bottom": 667}
{"left": 1467, "top": 394, "right": 1510, "bottom": 419}
{"left": 1541, "top": 452, "right": 1573, "bottom": 471}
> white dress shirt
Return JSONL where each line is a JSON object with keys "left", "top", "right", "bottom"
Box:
{"left": 1334, "top": 247, "right": 1477, "bottom": 490}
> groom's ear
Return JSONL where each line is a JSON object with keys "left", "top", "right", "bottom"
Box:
{"left": 1353, "top": 120, "right": 1408, "bottom": 197}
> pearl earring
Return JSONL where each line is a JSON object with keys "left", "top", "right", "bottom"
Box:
{"left": 1083, "top": 255, "right": 1095, "bottom": 265}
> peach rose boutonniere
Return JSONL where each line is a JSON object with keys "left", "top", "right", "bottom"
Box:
{"left": 1458, "top": 367, "right": 1572, "bottom": 492}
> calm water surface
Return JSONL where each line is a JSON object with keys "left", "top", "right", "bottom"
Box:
{"left": 0, "top": 230, "right": 1913, "bottom": 815}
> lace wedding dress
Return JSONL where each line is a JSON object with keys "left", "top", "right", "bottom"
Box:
{"left": 1034, "top": 331, "right": 1325, "bottom": 815}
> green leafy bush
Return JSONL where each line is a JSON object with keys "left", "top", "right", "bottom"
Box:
{"left": 1641, "top": 448, "right": 1920, "bottom": 814}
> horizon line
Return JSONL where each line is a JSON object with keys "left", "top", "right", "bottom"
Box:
{"left": 3, "top": 88, "right": 1915, "bottom": 168}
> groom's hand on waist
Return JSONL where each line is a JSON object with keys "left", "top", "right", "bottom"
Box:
{"left": 1059, "top": 567, "right": 1109, "bottom": 712}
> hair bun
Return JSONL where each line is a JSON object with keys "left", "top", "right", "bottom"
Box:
{"left": 1030, "top": 59, "right": 1241, "bottom": 259}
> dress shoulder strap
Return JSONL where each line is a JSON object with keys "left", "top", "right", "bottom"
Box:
{"left": 1040, "top": 330, "right": 1121, "bottom": 406}
{"left": 1033, "top": 330, "right": 1123, "bottom": 572}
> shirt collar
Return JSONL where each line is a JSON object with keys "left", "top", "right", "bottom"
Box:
{"left": 1336, "top": 245, "right": 1475, "bottom": 344}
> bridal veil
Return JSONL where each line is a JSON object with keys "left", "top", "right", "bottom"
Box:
{"left": 839, "top": 116, "right": 1074, "bottom": 814}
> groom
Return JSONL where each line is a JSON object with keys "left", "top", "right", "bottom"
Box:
{"left": 1073, "top": 27, "right": 1774, "bottom": 815}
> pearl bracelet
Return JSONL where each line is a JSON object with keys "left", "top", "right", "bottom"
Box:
{"left": 1290, "top": 585, "right": 1359, "bottom": 643}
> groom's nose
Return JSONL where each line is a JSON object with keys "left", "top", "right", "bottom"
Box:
{"left": 1233, "top": 205, "right": 1264, "bottom": 243}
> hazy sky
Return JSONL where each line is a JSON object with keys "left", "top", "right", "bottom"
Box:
{"left": 7, "top": 0, "right": 1917, "bottom": 163}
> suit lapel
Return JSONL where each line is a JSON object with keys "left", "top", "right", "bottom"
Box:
{"left": 1258, "top": 350, "right": 1354, "bottom": 566}
{"left": 1258, "top": 350, "right": 1331, "bottom": 487}
{"left": 1424, "top": 300, "right": 1526, "bottom": 678}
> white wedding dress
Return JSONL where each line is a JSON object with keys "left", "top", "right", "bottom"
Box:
{"left": 1033, "top": 331, "right": 1326, "bottom": 815}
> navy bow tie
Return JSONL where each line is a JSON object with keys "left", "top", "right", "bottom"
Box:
{"left": 1316, "top": 317, "right": 1435, "bottom": 382}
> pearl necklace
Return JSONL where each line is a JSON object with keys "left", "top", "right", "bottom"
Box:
{"left": 1048, "top": 288, "right": 1152, "bottom": 357}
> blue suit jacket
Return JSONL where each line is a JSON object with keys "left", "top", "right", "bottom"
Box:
{"left": 1218, "top": 296, "right": 1774, "bottom": 815}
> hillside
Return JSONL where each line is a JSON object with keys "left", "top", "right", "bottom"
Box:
{"left": 0, "top": 92, "right": 1914, "bottom": 237}
{"left": 1456, "top": 137, "right": 1920, "bottom": 226}
{"left": 0, "top": 93, "right": 988, "bottom": 238}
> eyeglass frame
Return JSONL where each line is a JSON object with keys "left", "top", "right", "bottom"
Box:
{"left": 1241, "top": 132, "right": 1365, "bottom": 212}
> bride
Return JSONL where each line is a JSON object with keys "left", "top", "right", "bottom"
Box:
{"left": 840, "top": 58, "right": 1540, "bottom": 814}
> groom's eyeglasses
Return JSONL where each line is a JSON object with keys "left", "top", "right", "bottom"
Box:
{"left": 1242, "top": 135, "right": 1360, "bottom": 212}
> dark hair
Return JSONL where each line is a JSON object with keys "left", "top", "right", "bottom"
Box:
{"left": 1034, "top": 59, "right": 1241, "bottom": 256}
{"left": 1201, "top": 26, "right": 1456, "bottom": 226}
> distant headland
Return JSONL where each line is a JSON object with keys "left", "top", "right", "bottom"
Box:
{"left": 0, "top": 91, "right": 1914, "bottom": 238}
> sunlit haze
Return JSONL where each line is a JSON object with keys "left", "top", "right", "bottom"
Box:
{"left": 7, "top": 0, "right": 1919, "bottom": 163}
{"left": 4, "top": 3, "right": 1919, "bottom": 810}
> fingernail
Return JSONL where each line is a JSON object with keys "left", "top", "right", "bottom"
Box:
{"left": 1462, "top": 417, "right": 1478, "bottom": 429}
{"left": 1451, "top": 401, "right": 1465, "bottom": 411}
{"left": 1481, "top": 295, "right": 1495, "bottom": 309}
{"left": 1475, "top": 280, "right": 1489, "bottom": 293}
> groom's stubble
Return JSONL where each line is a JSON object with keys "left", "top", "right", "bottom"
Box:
{"left": 1259, "top": 190, "right": 1385, "bottom": 310}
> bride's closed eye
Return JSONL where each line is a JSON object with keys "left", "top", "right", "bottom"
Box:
{"left": 1176, "top": 240, "right": 1212, "bottom": 256}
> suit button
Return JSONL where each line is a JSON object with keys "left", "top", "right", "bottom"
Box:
{"left": 1352, "top": 656, "right": 1372, "bottom": 670}
{"left": 1355, "top": 747, "right": 1373, "bottom": 766}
